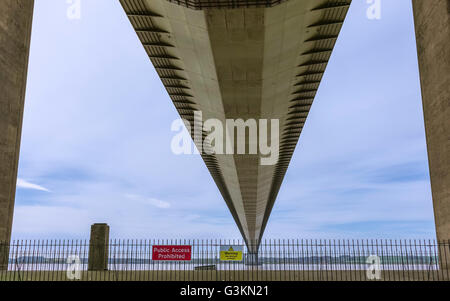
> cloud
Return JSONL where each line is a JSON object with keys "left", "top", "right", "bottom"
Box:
{"left": 147, "top": 198, "right": 171, "bottom": 209}
{"left": 124, "top": 194, "right": 171, "bottom": 209}
{"left": 16, "top": 178, "right": 50, "bottom": 192}
{"left": 12, "top": 182, "right": 238, "bottom": 239}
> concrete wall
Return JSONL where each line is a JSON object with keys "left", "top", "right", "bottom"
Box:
{"left": 412, "top": 0, "right": 450, "bottom": 242}
{"left": 0, "top": 0, "right": 34, "bottom": 268}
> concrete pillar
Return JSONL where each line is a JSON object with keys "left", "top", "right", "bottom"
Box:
{"left": 0, "top": 241, "right": 8, "bottom": 270}
{"left": 88, "top": 223, "right": 110, "bottom": 271}
{"left": 0, "top": 0, "right": 35, "bottom": 270}
{"left": 412, "top": 0, "right": 450, "bottom": 268}
{"left": 412, "top": 0, "right": 450, "bottom": 241}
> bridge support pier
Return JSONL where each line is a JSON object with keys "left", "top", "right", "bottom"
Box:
{"left": 0, "top": 0, "right": 34, "bottom": 270}
{"left": 412, "top": 0, "right": 450, "bottom": 268}
{"left": 412, "top": 0, "right": 450, "bottom": 240}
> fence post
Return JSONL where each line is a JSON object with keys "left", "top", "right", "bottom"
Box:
{"left": 88, "top": 223, "right": 110, "bottom": 271}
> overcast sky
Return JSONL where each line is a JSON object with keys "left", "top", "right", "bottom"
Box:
{"left": 12, "top": 0, "right": 436, "bottom": 241}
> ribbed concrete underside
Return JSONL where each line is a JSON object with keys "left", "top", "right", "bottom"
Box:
{"left": 120, "top": 0, "right": 350, "bottom": 248}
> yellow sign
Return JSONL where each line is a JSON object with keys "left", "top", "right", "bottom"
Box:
{"left": 220, "top": 246, "right": 243, "bottom": 261}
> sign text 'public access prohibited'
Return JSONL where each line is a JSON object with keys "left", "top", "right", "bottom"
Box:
{"left": 152, "top": 245, "right": 192, "bottom": 261}
{"left": 220, "top": 245, "right": 243, "bottom": 261}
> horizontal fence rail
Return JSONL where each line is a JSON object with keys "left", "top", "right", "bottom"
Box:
{"left": 0, "top": 239, "right": 449, "bottom": 281}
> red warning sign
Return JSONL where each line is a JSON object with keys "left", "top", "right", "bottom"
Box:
{"left": 152, "top": 245, "right": 192, "bottom": 261}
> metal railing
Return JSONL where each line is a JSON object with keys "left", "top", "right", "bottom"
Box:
{"left": 1, "top": 239, "right": 449, "bottom": 281}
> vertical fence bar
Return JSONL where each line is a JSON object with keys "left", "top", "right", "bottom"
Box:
{"left": 381, "top": 239, "right": 387, "bottom": 281}
{"left": 45, "top": 239, "right": 50, "bottom": 281}
{"left": 295, "top": 239, "right": 299, "bottom": 280}
{"left": 36, "top": 240, "right": 42, "bottom": 281}
{"left": 429, "top": 239, "right": 435, "bottom": 281}
{"left": 18, "top": 240, "right": 23, "bottom": 280}
{"left": 289, "top": 239, "right": 293, "bottom": 281}
{"left": 22, "top": 240, "right": 28, "bottom": 281}
{"left": 305, "top": 239, "right": 310, "bottom": 281}
{"left": 405, "top": 239, "right": 411, "bottom": 280}
{"left": 388, "top": 239, "right": 394, "bottom": 281}
{"left": 418, "top": 239, "right": 424, "bottom": 281}
{"left": 12, "top": 240, "right": 17, "bottom": 281}
{"left": 11, "top": 240, "right": 16, "bottom": 281}
{"left": 49, "top": 240, "right": 55, "bottom": 281}
{"left": 349, "top": 239, "right": 355, "bottom": 281}
{"left": 443, "top": 240, "right": 450, "bottom": 281}
{"left": 410, "top": 239, "right": 415, "bottom": 280}
{"left": 145, "top": 239, "right": 149, "bottom": 282}
{"left": 439, "top": 239, "right": 445, "bottom": 280}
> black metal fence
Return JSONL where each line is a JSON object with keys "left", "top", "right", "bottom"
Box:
{"left": 1, "top": 239, "right": 449, "bottom": 281}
